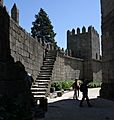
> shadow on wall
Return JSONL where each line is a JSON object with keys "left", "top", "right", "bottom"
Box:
{"left": 64, "top": 56, "right": 84, "bottom": 80}
{"left": 92, "top": 59, "right": 102, "bottom": 73}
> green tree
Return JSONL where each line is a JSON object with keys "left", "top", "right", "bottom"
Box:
{"left": 31, "top": 8, "right": 56, "bottom": 43}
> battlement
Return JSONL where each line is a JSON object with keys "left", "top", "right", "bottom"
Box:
{"left": 67, "top": 26, "right": 99, "bottom": 37}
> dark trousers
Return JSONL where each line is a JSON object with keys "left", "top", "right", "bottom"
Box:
{"left": 80, "top": 93, "right": 91, "bottom": 106}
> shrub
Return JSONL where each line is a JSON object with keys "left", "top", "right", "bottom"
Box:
{"left": 88, "top": 81, "right": 101, "bottom": 88}
{"left": 62, "top": 80, "right": 73, "bottom": 90}
{"left": 51, "top": 81, "right": 62, "bottom": 91}
{"left": 51, "top": 80, "right": 74, "bottom": 91}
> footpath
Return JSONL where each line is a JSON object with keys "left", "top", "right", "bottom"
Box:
{"left": 38, "top": 88, "right": 114, "bottom": 120}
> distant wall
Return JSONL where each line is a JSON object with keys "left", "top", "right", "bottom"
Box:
{"left": 52, "top": 51, "right": 102, "bottom": 82}
{"left": 9, "top": 19, "right": 44, "bottom": 79}
{"left": 52, "top": 51, "right": 84, "bottom": 81}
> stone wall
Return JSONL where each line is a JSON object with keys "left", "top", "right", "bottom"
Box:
{"left": 100, "top": 0, "right": 114, "bottom": 100}
{"left": 52, "top": 51, "right": 84, "bottom": 81}
{"left": 101, "top": 0, "right": 114, "bottom": 17}
{"left": 52, "top": 51, "right": 102, "bottom": 82}
{"left": 0, "top": 5, "right": 33, "bottom": 98}
{"left": 9, "top": 18, "right": 44, "bottom": 79}
{"left": 91, "top": 28, "right": 100, "bottom": 60}
{"left": 92, "top": 59, "right": 102, "bottom": 82}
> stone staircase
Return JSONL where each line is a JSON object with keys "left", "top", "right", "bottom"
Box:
{"left": 31, "top": 50, "right": 56, "bottom": 111}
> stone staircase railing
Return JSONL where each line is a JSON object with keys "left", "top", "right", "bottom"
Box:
{"left": 31, "top": 50, "right": 57, "bottom": 111}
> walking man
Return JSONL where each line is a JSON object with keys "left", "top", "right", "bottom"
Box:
{"left": 79, "top": 81, "right": 92, "bottom": 107}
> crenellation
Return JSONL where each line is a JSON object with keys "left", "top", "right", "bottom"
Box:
{"left": 11, "top": 3, "right": 19, "bottom": 24}
{"left": 88, "top": 26, "right": 94, "bottom": 32}
{"left": 82, "top": 26, "right": 86, "bottom": 33}
{"left": 72, "top": 28, "right": 75, "bottom": 35}
{"left": 67, "top": 30, "right": 70, "bottom": 36}
{"left": 77, "top": 27, "right": 80, "bottom": 34}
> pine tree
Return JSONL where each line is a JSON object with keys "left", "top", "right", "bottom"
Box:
{"left": 31, "top": 8, "right": 56, "bottom": 43}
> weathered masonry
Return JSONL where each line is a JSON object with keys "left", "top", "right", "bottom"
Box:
{"left": 10, "top": 4, "right": 44, "bottom": 79}
{"left": 100, "top": 0, "right": 114, "bottom": 100}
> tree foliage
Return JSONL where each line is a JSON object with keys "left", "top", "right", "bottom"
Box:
{"left": 31, "top": 8, "right": 56, "bottom": 43}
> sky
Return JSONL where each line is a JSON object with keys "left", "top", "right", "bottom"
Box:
{"left": 4, "top": 0, "right": 101, "bottom": 49}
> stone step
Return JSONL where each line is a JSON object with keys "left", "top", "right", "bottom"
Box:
{"left": 40, "top": 69, "right": 52, "bottom": 72}
{"left": 44, "top": 59, "right": 55, "bottom": 62}
{"left": 38, "top": 82, "right": 48, "bottom": 85}
{"left": 38, "top": 74, "right": 52, "bottom": 77}
{"left": 37, "top": 76, "right": 51, "bottom": 80}
{"left": 44, "top": 57, "right": 56, "bottom": 60}
{"left": 43, "top": 59, "right": 55, "bottom": 62}
{"left": 31, "top": 87, "right": 47, "bottom": 91}
{"left": 43, "top": 61, "right": 54, "bottom": 65}
{"left": 41, "top": 66, "right": 53, "bottom": 70}
{"left": 33, "top": 95, "right": 46, "bottom": 99}
{"left": 38, "top": 85, "right": 48, "bottom": 88}
{"left": 45, "top": 55, "right": 56, "bottom": 58}
{"left": 39, "top": 72, "right": 52, "bottom": 75}
{"left": 32, "top": 91, "right": 46, "bottom": 95}
{"left": 35, "top": 80, "right": 50, "bottom": 83}
{"left": 32, "top": 84, "right": 39, "bottom": 88}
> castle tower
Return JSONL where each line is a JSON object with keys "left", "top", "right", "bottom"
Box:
{"left": 0, "top": 0, "right": 3, "bottom": 6}
{"left": 100, "top": 0, "right": 114, "bottom": 100}
{"left": 67, "top": 26, "right": 100, "bottom": 60}
{"left": 67, "top": 26, "right": 100, "bottom": 82}
{"left": 11, "top": 3, "right": 19, "bottom": 24}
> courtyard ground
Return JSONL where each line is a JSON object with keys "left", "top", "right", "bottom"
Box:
{"left": 38, "top": 88, "right": 114, "bottom": 120}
